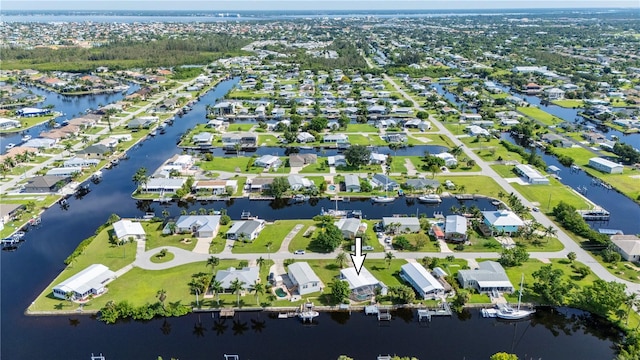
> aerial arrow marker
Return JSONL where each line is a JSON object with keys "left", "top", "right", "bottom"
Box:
{"left": 350, "top": 236, "right": 367, "bottom": 276}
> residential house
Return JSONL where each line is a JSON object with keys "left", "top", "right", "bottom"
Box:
{"left": 0, "top": 203, "right": 25, "bottom": 225}
{"left": 192, "top": 132, "right": 213, "bottom": 146}
{"left": 221, "top": 132, "right": 257, "bottom": 150}
{"left": 460, "top": 113, "right": 482, "bottom": 122}
{"left": 541, "top": 133, "right": 573, "bottom": 148}
{"left": 588, "top": 157, "right": 623, "bottom": 174}
{"left": 211, "top": 101, "right": 240, "bottom": 115}
{"left": 327, "top": 155, "right": 347, "bottom": 167}
{"left": 457, "top": 261, "right": 514, "bottom": 294}
{"left": 434, "top": 152, "right": 458, "bottom": 167}
{"left": 405, "top": 178, "right": 440, "bottom": 191}
{"left": 514, "top": 164, "right": 550, "bottom": 184}
{"left": 16, "top": 107, "right": 51, "bottom": 117}
{"left": 400, "top": 263, "right": 445, "bottom": 299}
{"left": 167, "top": 154, "right": 194, "bottom": 170}
{"left": 444, "top": 215, "right": 468, "bottom": 242}
{"left": 171, "top": 215, "right": 221, "bottom": 238}
{"left": 339, "top": 267, "right": 387, "bottom": 300}
{"left": 63, "top": 157, "right": 100, "bottom": 168}
{"left": 77, "top": 144, "right": 111, "bottom": 158}
{"left": 226, "top": 219, "right": 266, "bottom": 241}
{"left": 194, "top": 180, "right": 238, "bottom": 196}
{"left": 296, "top": 132, "right": 315, "bottom": 143}
{"left": 344, "top": 174, "right": 361, "bottom": 192}
{"left": 215, "top": 267, "right": 259, "bottom": 293}
{"left": 254, "top": 155, "right": 282, "bottom": 169}
{"left": 371, "top": 174, "right": 398, "bottom": 191}
{"left": 127, "top": 116, "right": 157, "bottom": 129}
{"left": 545, "top": 88, "right": 565, "bottom": 100}
{"left": 0, "top": 118, "right": 21, "bottom": 130}
{"left": 334, "top": 218, "right": 362, "bottom": 239}
{"left": 323, "top": 134, "right": 349, "bottom": 144}
{"left": 466, "top": 125, "right": 490, "bottom": 137}
{"left": 46, "top": 167, "right": 82, "bottom": 177}
{"left": 288, "top": 154, "right": 317, "bottom": 168}
{"left": 22, "top": 138, "right": 56, "bottom": 149}
{"left": 112, "top": 219, "right": 146, "bottom": 242}
{"left": 381, "top": 217, "right": 421, "bottom": 233}
{"left": 369, "top": 152, "right": 387, "bottom": 164}
{"left": 23, "top": 175, "right": 70, "bottom": 193}
{"left": 52, "top": 264, "right": 115, "bottom": 301}
{"left": 288, "top": 262, "right": 323, "bottom": 296}
{"left": 248, "top": 178, "right": 273, "bottom": 193}
{"left": 288, "top": 175, "right": 314, "bottom": 191}
{"left": 482, "top": 210, "right": 524, "bottom": 236}
{"left": 385, "top": 133, "right": 407, "bottom": 143}
{"left": 143, "top": 178, "right": 186, "bottom": 194}
{"left": 611, "top": 235, "right": 640, "bottom": 262}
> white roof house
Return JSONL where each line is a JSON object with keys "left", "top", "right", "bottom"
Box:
{"left": 340, "top": 267, "right": 387, "bottom": 300}
{"left": 482, "top": 210, "right": 524, "bottom": 235}
{"left": 23, "top": 138, "right": 56, "bottom": 148}
{"left": 382, "top": 217, "right": 421, "bottom": 233}
{"left": 215, "top": 267, "right": 259, "bottom": 291}
{"left": 172, "top": 215, "right": 221, "bottom": 238}
{"left": 457, "top": 261, "right": 514, "bottom": 294}
{"left": 288, "top": 175, "right": 314, "bottom": 190}
{"left": 445, "top": 215, "right": 468, "bottom": 242}
{"left": 227, "top": 219, "right": 265, "bottom": 241}
{"left": 63, "top": 157, "right": 100, "bottom": 168}
{"left": 288, "top": 262, "right": 323, "bottom": 296}
{"left": 466, "top": 125, "right": 490, "bottom": 137}
{"left": 334, "top": 218, "right": 362, "bottom": 239}
{"left": 588, "top": 157, "right": 623, "bottom": 174}
{"left": 46, "top": 167, "right": 82, "bottom": 177}
{"left": 611, "top": 235, "right": 640, "bottom": 261}
{"left": 514, "top": 164, "right": 550, "bottom": 185}
{"left": 254, "top": 155, "right": 282, "bottom": 169}
{"left": 144, "top": 177, "right": 186, "bottom": 193}
{"left": 435, "top": 152, "right": 458, "bottom": 167}
{"left": 112, "top": 219, "right": 146, "bottom": 241}
{"left": 400, "top": 262, "right": 444, "bottom": 299}
{"left": 53, "top": 264, "right": 115, "bottom": 300}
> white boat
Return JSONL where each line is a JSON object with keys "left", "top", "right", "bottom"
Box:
{"left": 149, "top": 130, "right": 157, "bottom": 136}
{"left": 21, "top": 135, "right": 32, "bottom": 142}
{"left": 496, "top": 274, "right": 535, "bottom": 320}
{"left": 371, "top": 196, "right": 396, "bottom": 203}
{"left": 5, "top": 143, "right": 16, "bottom": 150}
{"left": 418, "top": 194, "right": 442, "bottom": 203}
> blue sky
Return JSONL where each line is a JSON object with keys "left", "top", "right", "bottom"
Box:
{"left": 3, "top": 0, "right": 639, "bottom": 11}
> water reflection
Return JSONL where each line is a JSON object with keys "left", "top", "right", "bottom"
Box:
{"left": 329, "top": 311, "right": 351, "bottom": 325}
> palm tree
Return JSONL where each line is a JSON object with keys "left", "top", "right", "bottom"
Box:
{"left": 230, "top": 278, "right": 246, "bottom": 307}
{"left": 65, "top": 291, "right": 75, "bottom": 305}
{"left": 626, "top": 293, "right": 640, "bottom": 326}
{"left": 206, "top": 256, "right": 220, "bottom": 273}
{"left": 450, "top": 145, "right": 463, "bottom": 156}
{"left": 198, "top": 207, "right": 207, "bottom": 215}
{"left": 266, "top": 241, "right": 273, "bottom": 260}
{"left": 132, "top": 167, "right": 149, "bottom": 191}
{"left": 457, "top": 185, "right": 466, "bottom": 194}
{"left": 544, "top": 225, "right": 557, "bottom": 242}
{"left": 161, "top": 209, "right": 170, "bottom": 219}
{"left": 256, "top": 256, "right": 265, "bottom": 269}
{"left": 384, "top": 251, "right": 395, "bottom": 269}
{"left": 156, "top": 289, "right": 167, "bottom": 309}
{"left": 252, "top": 281, "right": 265, "bottom": 305}
{"left": 210, "top": 279, "right": 223, "bottom": 306}
{"left": 335, "top": 252, "right": 348, "bottom": 269}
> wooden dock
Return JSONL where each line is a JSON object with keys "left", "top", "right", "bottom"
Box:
{"left": 418, "top": 302, "right": 453, "bottom": 322}
{"left": 219, "top": 309, "right": 235, "bottom": 318}
{"left": 377, "top": 308, "right": 391, "bottom": 321}
{"left": 577, "top": 207, "right": 610, "bottom": 221}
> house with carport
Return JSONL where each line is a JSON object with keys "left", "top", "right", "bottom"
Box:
{"left": 52, "top": 264, "right": 115, "bottom": 301}
{"left": 457, "top": 261, "right": 514, "bottom": 294}
{"left": 226, "top": 219, "right": 266, "bottom": 241}
{"left": 288, "top": 262, "right": 323, "bottom": 296}
{"left": 400, "top": 262, "right": 445, "bottom": 299}
{"left": 382, "top": 217, "right": 420, "bottom": 233}
{"left": 168, "top": 215, "right": 221, "bottom": 238}
{"left": 481, "top": 210, "right": 524, "bottom": 236}
{"left": 339, "top": 267, "right": 387, "bottom": 301}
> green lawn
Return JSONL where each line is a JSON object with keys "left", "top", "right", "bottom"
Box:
{"left": 411, "top": 134, "right": 456, "bottom": 147}
{"left": 474, "top": 144, "right": 525, "bottom": 163}
{"left": 366, "top": 259, "right": 408, "bottom": 288}
{"left": 232, "top": 220, "right": 302, "bottom": 254}
{"left": 491, "top": 164, "right": 516, "bottom": 178}
{"left": 288, "top": 221, "right": 320, "bottom": 252}
{"left": 551, "top": 99, "right": 584, "bottom": 108}
{"left": 0, "top": 115, "right": 54, "bottom": 133}
{"left": 197, "top": 157, "right": 270, "bottom": 174}
{"left": 517, "top": 107, "right": 564, "bottom": 126}
{"left": 258, "top": 134, "right": 279, "bottom": 146}
{"left": 403, "top": 232, "right": 441, "bottom": 252}
{"left": 298, "top": 160, "right": 330, "bottom": 174}
{"left": 347, "top": 134, "right": 374, "bottom": 146}
{"left": 346, "top": 124, "right": 378, "bottom": 132}
{"left": 435, "top": 175, "right": 505, "bottom": 198}
{"left": 141, "top": 221, "right": 197, "bottom": 251}
{"left": 511, "top": 178, "right": 591, "bottom": 212}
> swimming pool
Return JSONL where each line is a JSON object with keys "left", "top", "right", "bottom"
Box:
{"left": 328, "top": 184, "right": 336, "bottom": 191}
{"left": 275, "top": 288, "right": 287, "bottom": 298}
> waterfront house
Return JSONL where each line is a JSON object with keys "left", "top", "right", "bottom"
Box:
{"left": 215, "top": 267, "right": 259, "bottom": 293}
{"left": 369, "top": 152, "right": 388, "bottom": 164}
{"left": 0, "top": 203, "right": 25, "bottom": 225}
{"left": 466, "top": 125, "right": 490, "bottom": 137}
{"left": 248, "top": 178, "right": 273, "bottom": 193}
{"left": 193, "top": 179, "right": 237, "bottom": 195}
{"left": 384, "top": 133, "right": 407, "bottom": 143}
{"left": 226, "top": 219, "right": 266, "bottom": 241}
{"left": 327, "top": 155, "right": 347, "bottom": 167}
{"left": 221, "top": 132, "right": 257, "bottom": 150}
{"left": 334, "top": 218, "right": 362, "bottom": 239}
{"left": 296, "top": 132, "right": 315, "bottom": 143}
{"left": 288, "top": 262, "right": 323, "bottom": 296}
{"left": 46, "top": 167, "right": 82, "bottom": 177}
{"left": 444, "top": 215, "right": 468, "bottom": 242}
{"left": 545, "top": 87, "right": 565, "bottom": 100}
{"left": 288, "top": 153, "right": 317, "bottom": 168}
{"left": 382, "top": 217, "right": 420, "bottom": 233}
{"left": 254, "top": 155, "right": 282, "bottom": 169}
{"left": 16, "top": 107, "right": 51, "bottom": 117}
{"left": 400, "top": 262, "right": 445, "bottom": 299}
{"left": 434, "top": 152, "right": 458, "bottom": 167}
{"left": 611, "top": 235, "right": 640, "bottom": 261}
{"left": 514, "top": 164, "right": 550, "bottom": 185}
{"left": 63, "top": 157, "right": 100, "bottom": 168}
{"left": 323, "top": 134, "right": 349, "bottom": 144}
{"left": 192, "top": 132, "right": 213, "bottom": 146}
{"left": 371, "top": 174, "right": 398, "bottom": 191}
{"left": 344, "top": 174, "right": 361, "bottom": 192}
{"left": 287, "top": 175, "right": 314, "bottom": 191}
{"left": 52, "top": 264, "right": 115, "bottom": 301}
{"left": 171, "top": 215, "right": 221, "bottom": 238}
{"left": 143, "top": 177, "right": 186, "bottom": 194}
{"left": 0, "top": 118, "right": 21, "bottom": 130}
{"left": 460, "top": 113, "right": 482, "bottom": 122}
{"left": 405, "top": 178, "right": 440, "bottom": 191}
{"left": 588, "top": 157, "right": 623, "bottom": 174}
{"left": 23, "top": 175, "right": 70, "bottom": 193}
{"left": 340, "top": 267, "right": 387, "bottom": 301}
{"left": 541, "top": 133, "right": 573, "bottom": 148}
{"left": 22, "top": 138, "right": 56, "bottom": 149}
{"left": 482, "top": 210, "right": 524, "bottom": 236}
{"left": 112, "top": 219, "right": 146, "bottom": 242}
{"left": 457, "top": 261, "right": 514, "bottom": 294}
{"left": 77, "top": 144, "right": 111, "bottom": 158}
{"left": 167, "top": 154, "right": 194, "bottom": 170}
{"left": 127, "top": 116, "right": 157, "bottom": 130}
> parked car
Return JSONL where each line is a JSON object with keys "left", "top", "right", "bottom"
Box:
{"left": 294, "top": 249, "right": 305, "bottom": 255}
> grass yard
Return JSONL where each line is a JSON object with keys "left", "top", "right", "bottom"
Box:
{"left": 474, "top": 144, "right": 525, "bottom": 163}
{"left": 551, "top": 99, "right": 584, "bottom": 108}
{"left": 228, "top": 123, "right": 255, "bottom": 131}
{"left": 403, "top": 232, "right": 441, "bottom": 252}
{"left": 491, "top": 164, "right": 516, "bottom": 178}
{"left": 141, "top": 221, "right": 197, "bottom": 251}
{"left": 435, "top": 175, "right": 505, "bottom": 198}
{"left": 410, "top": 134, "right": 456, "bottom": 147}
{"left": 516, "top": 107, "right": 564, "bottom": 126}
{"left": 232, "top": 220, "right": 302, "bottom": 254}
{"left": 258, "top": 134, "right": 279, "bottom": 146}
{"left": 511, "top": 179, "right": 591, "bottom": 212}
{"left": 288, "top": 221, "right": 320, "bottom": 252}
{"left": 197, "top": 157, "right": 268, "bottom": 174}
{"left": 346, "top": 123, "right": 378, "bottom": 132}
{"left": 304, "top": 259, "right": 343, "bottom": 286}
{"left": 347, "top": 134, "right": 374, "bottom": 146}
{"left": 366, "top": 259, "right": 409, "bottom": 288}
{"left": 298, "top": 160, "right": 331, "bottom": 174}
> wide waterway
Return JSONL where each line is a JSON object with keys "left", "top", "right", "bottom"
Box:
{"left": 0, "top": 78, "right": 627, "bottom": 359}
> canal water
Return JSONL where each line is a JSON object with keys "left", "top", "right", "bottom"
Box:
{"left": 0, "top": 82, "right": 141, "bottom": 153}
{"left": 0, "top": 78, "right": 626, "bottom": 359}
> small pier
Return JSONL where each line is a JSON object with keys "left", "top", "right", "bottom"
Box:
{"left": 219, "top": 309, "right": 235, "bottom": 318}
{"left": 417, "top": 302, "right": 453, "bottom": 322}
{"left": 365, "top": 305, "right": 379, "bottom": 315}
{"left": 455, "top": 194, "right": 474, "bottom": 200}
{"left": 91, "top": 354, "right": 106, "bottom": 360}
{"left": 377, "top": 308, "right": 392, "bottom": 321}
{"left": 298, "top": 301, "right": 319, "bottom": 323}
